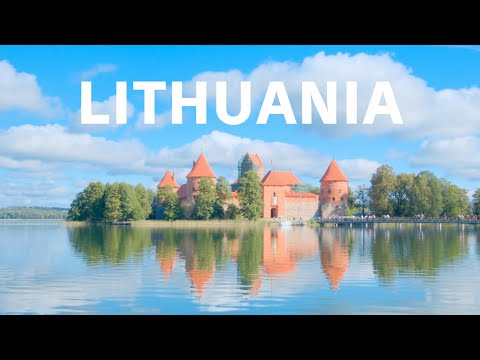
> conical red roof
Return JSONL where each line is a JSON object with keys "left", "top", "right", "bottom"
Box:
{"left": 187, "top": 154, "right": 216, "bottom": 178}
{"left": 261, "top": 170, "right": 300, "bottom": 186}
{"left": 320, "top": 160, "right": 348, "bottom": 182}
{"left": 157, "top": 170, "right": 179, "bottom": 189}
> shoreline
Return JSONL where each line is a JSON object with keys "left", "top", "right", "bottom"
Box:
{"left": 62, "top": 219, "right": 280, "bottom": 228}
{"left": 4, "top": 218, "right": 477, "bottom": 228}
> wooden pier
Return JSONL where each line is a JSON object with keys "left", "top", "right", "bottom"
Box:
{"left": 317, "top": 219, "right": 480, "bottom": 227}
{"left": 111, "top": 221, "right": 132, "bottom": 226}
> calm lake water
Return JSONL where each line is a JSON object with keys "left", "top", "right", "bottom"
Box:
{"left": 1, "top": 221, "right": 479, "bottom": 314}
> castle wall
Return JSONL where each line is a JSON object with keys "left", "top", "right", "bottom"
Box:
{"left": 285, "top": 196, "right": 319, "bottom": 219}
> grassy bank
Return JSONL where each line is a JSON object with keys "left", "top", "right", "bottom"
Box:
{"left": 63, "top": 219, "right": 274, "bottom": 228}
{"left": 131, "top": 219, "right": 272, "bottom": 228}
{"left": 63, "top": 219, "right": 320, "bottom": 228}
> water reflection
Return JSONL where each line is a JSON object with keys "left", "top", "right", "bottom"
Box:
{"left": 153, "top": 229, "right": 177, "bottom": 278}
{"left": 68, "top": 226, "right": 152, "bottom": 265}
{"left": 371, "top": 224, "right": 469, "bottom": 282}
{"left": 319, "top": 228, "right": 350, "bottom": 290}
{"left": 67, "top": 224, "right": 476, "bottom": 297}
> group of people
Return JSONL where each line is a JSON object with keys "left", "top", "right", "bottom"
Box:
{"left": 317, "top": 214, "right": 480, "bottom": 222}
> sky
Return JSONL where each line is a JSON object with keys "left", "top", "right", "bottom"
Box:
{"left": 0, "top": 45, "right": 480, "bottom": 208}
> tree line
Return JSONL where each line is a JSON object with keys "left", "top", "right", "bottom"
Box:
{"left": 67, "top": 182, "right": 156, "bottom": 222}
{"left": 0, "top": 206, "right": 68, "bottom": 219}
{"left": 347, "top": 165, "right": 474, "bottom": 217}
{"left": 67, "top": 170, "right": 264, "bottom": 222}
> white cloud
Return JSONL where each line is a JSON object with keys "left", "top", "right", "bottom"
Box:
{"left": 149, "top": 130, "right": 378, "bottom": 182}
{"left": 80, "top": 63, "right": 117, "bottom": 80}
{"left": 0, "top": 124, "right": 146, "bottom": 169}
{"left": 135, "top": 110, "right": 170, "bottom": 130}
{"left": 337, "top": 159, "right": 381, "bottom": 181}
{"left": 0, "top": 60, "right": 62, "bottom": 116}
{"left": 0, "top": 179, "right": 74, "bottom": 207}
{"left": 2, "top": 181, "right": 71, "bottom": 198}
{"left": 70, "top": 95, "right": 135, "bottom": 132}
{"left": 386, "top": 149, "right": 408, "bottom": 159}
{"left": 411, "top": 136, "right": 480, "bottom": 180}
{"left": 0, "top": 156, "right": 55, "bottom": 172}
{"left": 0, "top": 126, "right": 377, "bottom": 191}
{"left": 180, "top": 51, "right": 480, "bottom": 140}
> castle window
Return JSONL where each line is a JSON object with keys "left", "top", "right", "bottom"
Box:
{"left": 328, "top": 189, "right": 331, "bottom": 194}
{"left": 333, "top": 197, "right": 335, "bottom": 201}
{"left": 271, "top": 192, "right": 277, "bottom": 205}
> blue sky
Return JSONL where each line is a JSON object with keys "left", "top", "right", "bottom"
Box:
{"left": 0, "top": 45, "right": 480, "bottom": 207}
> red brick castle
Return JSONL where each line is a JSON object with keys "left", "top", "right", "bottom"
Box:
{"left": 158, "top": 153, "right": 348, "bottom": 219}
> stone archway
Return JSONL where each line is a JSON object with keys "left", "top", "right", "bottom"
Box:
{"left": 271, "top": 207, "right": 278, "bottom": 218}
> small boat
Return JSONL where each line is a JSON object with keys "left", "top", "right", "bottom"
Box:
{"left": 279, "top": 218, "right": 292, "bottom": 226}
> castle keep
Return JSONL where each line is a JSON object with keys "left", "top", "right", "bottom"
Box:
{"left": 157, "top": 153, "right": 349, "bottom": 219}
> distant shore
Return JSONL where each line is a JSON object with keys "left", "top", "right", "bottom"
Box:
{"left": 0, "top": 218, "right": 65, "bottom": 221}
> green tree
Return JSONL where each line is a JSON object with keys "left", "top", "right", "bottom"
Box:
{"left": 67, "top": 181, "right": 105, "bottom": 221}
{"left": 156, "top": 185, "right": 181, "bottom": 220}
{"left": 103, "top": 183, "right": 122, "bottom": 222}
{"left": 344, "top": 207, "right": 357, "bottom": 216}
{"left": 345, "top": 187, "right": 358, "bottom": 215}
{"left": 369, "top": 165, "right": 396, "bottom": 216}
{"left": 238, "top": 170, "right": 263, "bottom": 220}
{"left": 355, "top": 185, "right": 370, "bottom": 216}
{"left": 213, "top": 176, "right": 232, "bottom": 219}
{"left": 392, "top": 173, "right": 414, "bottom": 217}
{"left": 135, "top": 183, "right": 155, "bottom": 220}
{"left": 423, "top": 171, "right": 444, "bottom": 217}
{"left": 118, "top": 182, "right": 144, "bottom": 221}
{"left": 347, "top": 187, "right": 356, "bottom": 209}
{"left": 225, "top": 203, "right": 241, "bottom": 219}
{"left": 67, "top": 192, "right": 84, "bottom": 220}
{"left": 472, "top": 188, "right": 480, "bottom": 215}
{"left": 411, "top": 172, "right": 431, "bottom": 216}
{"left": 441, "top": 181, "right": 469, "bottom": 217}
{"left": 193, "top": 178, "right": 216, "bottom": 220}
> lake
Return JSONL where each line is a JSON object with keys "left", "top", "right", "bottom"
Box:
{"left": 0, "top": 221, "right": 479, "bottom": 314}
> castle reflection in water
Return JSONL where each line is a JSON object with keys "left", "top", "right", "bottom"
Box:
{"left": 68, "top": 223, "right": 470, "bottom": 299}
{"left": 155, "top": 227, "right": 353, "bottom": 297}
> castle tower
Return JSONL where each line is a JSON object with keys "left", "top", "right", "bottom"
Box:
{"left": 319, "top": 160, "right": 348, "bottom": 218}
{"left": 239, "top": 153, "right": 263, "bottom": 179}
{"left": 185, "top": 153, "right": 217, "bottom": 205}
{"left": 157, "top": 170, "right": 180, "bottom": 192}
{"left": 233, "top": 153, "right": 264, "bottom": 191}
